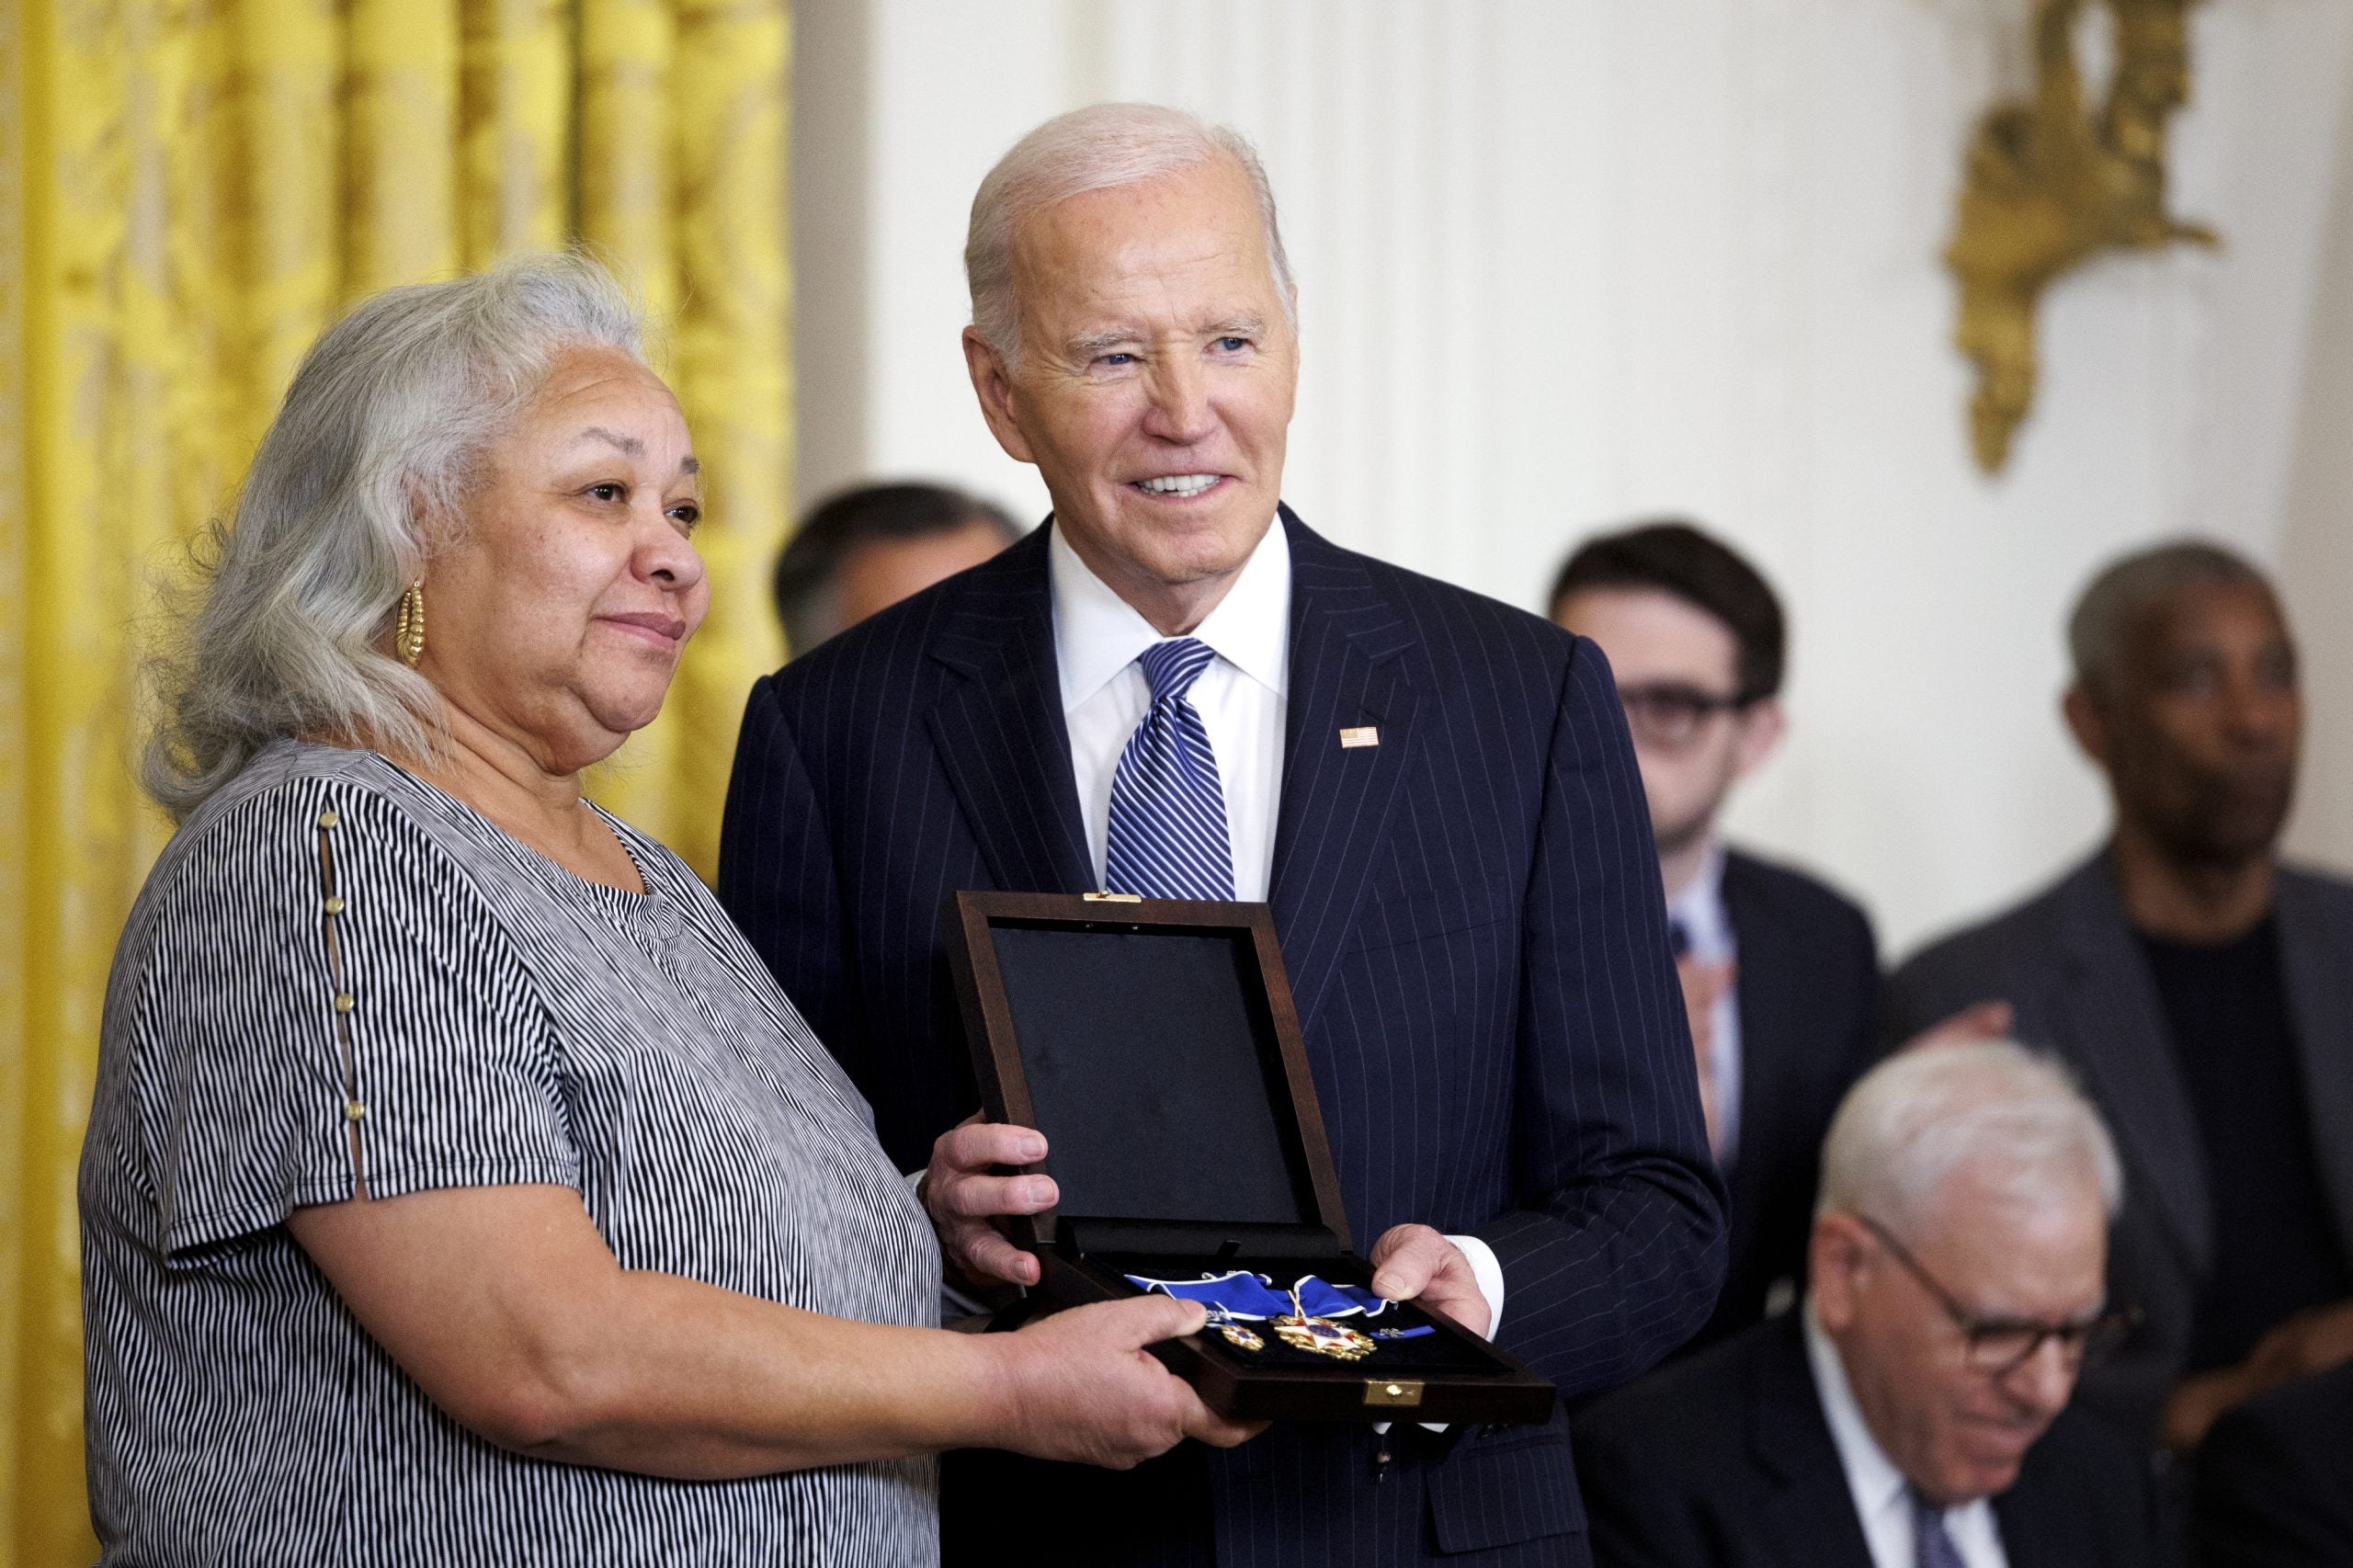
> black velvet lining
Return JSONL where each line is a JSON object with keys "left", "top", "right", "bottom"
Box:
{"left": 989, "top": 925, "right": 1313, "bottom": 1225}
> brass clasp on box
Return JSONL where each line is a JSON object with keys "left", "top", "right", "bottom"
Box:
{"left": 1082, "top": 892, "right": 1143, "bottom": 903}
{"left": 1364, "top": 1379, "right": 1424, "bottom": 1408}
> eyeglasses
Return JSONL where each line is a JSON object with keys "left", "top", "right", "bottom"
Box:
{"left": 1855, "top": 1213, "right": 2140, "bottom": 1376}
{"left": 1616, "top": 682, "right": 1751, "bottom": 749}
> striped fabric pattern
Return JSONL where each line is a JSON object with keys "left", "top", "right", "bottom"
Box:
{"left": 1104, "top": 638, "right": 1235, "bottom": 901}
{"left": 80, "top": 740, "right": 940, "bottom": 1566}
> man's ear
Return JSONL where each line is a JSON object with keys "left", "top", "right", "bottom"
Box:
{"left": 1809, "top": 1211, "right": 1868, "bottom": 1333}
{"left": 1731, "top": 696, "right": 1786, "bottom": 782}
{"left": 2062, "top": 684, "right": 2109, "bottom": 768}
{"left": 961, "top": 327, "right": 1037, "bottom": 465}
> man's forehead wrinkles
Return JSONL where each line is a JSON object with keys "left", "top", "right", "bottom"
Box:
{"left": 1021, "top": 235, "right": 1276, "bottom": 318}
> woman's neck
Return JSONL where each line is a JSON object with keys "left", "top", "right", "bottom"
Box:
{"left": 404, "top": 707, "right": 642, "bottom": 892}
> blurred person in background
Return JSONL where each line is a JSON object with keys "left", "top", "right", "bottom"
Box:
{"left": 1574, "top": 1041, "right": 2164, "bottom": 1568}
{"left": 1887, "top": 540, "right": 2353, "bottom": 1451}
{"left": 1553, "top": 521, "right": 1885, "bottom": 1344}
{"left": 2190, "top": 1359, "right": 2353, "bottom": 1567}
{"left": 771, "top": 481, "right": 1020, "bottom": 656}
{"left": 80, "top": 256, "right": 1245, "bottom": 1566}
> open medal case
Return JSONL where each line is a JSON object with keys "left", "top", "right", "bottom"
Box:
{"left": 945, "top": 891, "right": 1556, "bottom": 1425}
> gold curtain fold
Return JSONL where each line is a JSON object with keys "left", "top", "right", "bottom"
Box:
{"left": 1, "top": 4, "right": 791, "bottom": 1561}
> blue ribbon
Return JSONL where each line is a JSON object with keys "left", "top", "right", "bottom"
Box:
{"left": 1123, "top": 1270, "right": 1395, "bottom": 1321}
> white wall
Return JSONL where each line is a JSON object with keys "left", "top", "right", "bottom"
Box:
{"left": 793, "top": 0, "right": 2353, "bottom": 956}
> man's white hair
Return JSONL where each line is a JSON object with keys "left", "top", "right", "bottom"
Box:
{"left": 963, "top": 102, "right": 1296, "bottom": 364}
{"left": 1817, "top": 1040, "right": 2122, "bottom": 1232}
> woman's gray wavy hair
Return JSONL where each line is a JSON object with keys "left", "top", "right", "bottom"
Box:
{"left": 142, "top": 252, "right": 645, "bottom": 819}
{"left": 964, "top": 102, "right": 1296, "bottom": 365}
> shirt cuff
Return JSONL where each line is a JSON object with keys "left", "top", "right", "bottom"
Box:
{"left": 1446, "top": 1233, "right": 1506, "bottom": 1339}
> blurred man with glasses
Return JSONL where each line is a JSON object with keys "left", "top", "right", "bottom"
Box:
{"left": 1553, "top": 522, "right": 1904, "bottom": 1346}
{"left": 1574, "top": 1041, "right": 2164, "bottom": 1568}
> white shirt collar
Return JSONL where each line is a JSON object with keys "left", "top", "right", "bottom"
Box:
{"left": 1804, "top": 1301, "right": 1913, "bottom": 1525}
{"left": 1049, "top": 517, "right": 1291, "bottom": 713}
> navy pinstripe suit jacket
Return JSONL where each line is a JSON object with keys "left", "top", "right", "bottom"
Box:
{"left": 718, "top": 510, "right": 1725, "bottom": 1567}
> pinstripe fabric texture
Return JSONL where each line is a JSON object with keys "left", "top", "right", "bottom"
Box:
{"left": 1106, "top": 639, "right": 1235, "bottom": 901}
{"left": 81, "top": 740, "right": 939, "bottom": 1566}
{"left": 719, "top": 510, "right": 1726, "bottom": 1568}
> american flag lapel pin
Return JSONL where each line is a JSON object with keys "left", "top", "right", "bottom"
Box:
{"left": 1338, "top": 725, "right": 1380, "bottom": 749}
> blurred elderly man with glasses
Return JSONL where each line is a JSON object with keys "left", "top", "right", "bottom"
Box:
{"left": 1573, "top": 1040, "right": 2165, "bottom": 1568}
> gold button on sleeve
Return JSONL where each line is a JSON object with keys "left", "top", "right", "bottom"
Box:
{"left": 323, "top": 894, "right": 346, "bottom": 915}
{"left": 344, "top": 1100, "right": 367, "bottom": 1122}
{"left": 334, "top": 993, "right": 355, "bottom": 1014}
{"left": 317, "top": 809, "right": 339, "bottom": 829}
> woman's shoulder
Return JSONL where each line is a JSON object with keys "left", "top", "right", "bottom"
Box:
{"left": 108, "top": 744, "right": 513, "bottom": 1033}
{"left": 170, "top": 738, "right": 426, "bottom": 846}
{"left": 141, "top": 741, "right": 496, "bottom": 922}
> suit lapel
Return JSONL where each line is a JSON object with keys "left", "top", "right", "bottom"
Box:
{"left": 2275, "top": 869, "right": 2353, "bottom": 1262}
{"left": 1265, "top": 512, "right": 1422, "bottom": 1024}
{"left": 2048, "top": 853, "right": 2211, "bottom": 1270}
{"left": 924, "top": 528, "right": 1094, "bottom": 896}
{"left": 1749, "top": 1318, "right": 1880, "bottom": 1568}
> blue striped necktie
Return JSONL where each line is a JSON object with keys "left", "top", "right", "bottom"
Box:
{"left": 1104, "top": 639, "right": 1235, "bottom": 901}
{"left": 1909, "top": 1488, "right": 1966, "bottom": 1568}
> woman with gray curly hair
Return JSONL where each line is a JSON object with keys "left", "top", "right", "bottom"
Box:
{"left": 80, "top": 254, "right": 1247, "bottom": 1565}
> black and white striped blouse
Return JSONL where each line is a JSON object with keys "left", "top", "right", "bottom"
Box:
{"left": 80, "top": 739, "right": 941, "bottom": 1565}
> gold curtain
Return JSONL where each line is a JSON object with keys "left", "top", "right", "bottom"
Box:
{"left": 0, "top": 4, "right": 790, "bottom": 1561}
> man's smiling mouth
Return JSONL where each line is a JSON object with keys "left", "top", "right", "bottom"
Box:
{"left": 1134, "top": 473, "right": 1222, "bottom": 498}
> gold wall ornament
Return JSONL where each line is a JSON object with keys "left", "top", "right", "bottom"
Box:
{"left": 1946, "top": 0, "right": 2219, "bottom": 473}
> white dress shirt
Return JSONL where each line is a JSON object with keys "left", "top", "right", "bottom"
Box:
{"left": 1048, "top": 520, "right": 1506, "bottom": 1338}
{"left": 1804, "top": 1304, "right": 2010, "bottom": 1568}
{"left": 1665, "top": 839, "right": 1743, "bottom": 1166}
{"left": 1052, "top": 521, "right": 1290, "bottom": 901}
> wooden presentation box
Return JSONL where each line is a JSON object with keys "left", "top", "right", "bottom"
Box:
{"left": 944, "top": 891, "right": 1555, "bottom": 1426}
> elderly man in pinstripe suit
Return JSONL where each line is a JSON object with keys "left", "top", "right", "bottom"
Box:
{"left": 719, "top": 103, "right": 1724, "bottom": 1567}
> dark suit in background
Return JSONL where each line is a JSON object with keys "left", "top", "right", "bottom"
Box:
{"left": 2191, "top": 1362, "right": 2353, "bottom": 1568}
{"left": 1703, "top": 850, "right": 1879, "bottom": 1345}
{"left": 1883, "top": 853, "right": 2353, "bottom": 1440}
{"left": 718, "top": 512, "right": 1725, "bottom": 1568}
{"left": 1574, "top": 1315, "right": 2164, "bottom": 1568}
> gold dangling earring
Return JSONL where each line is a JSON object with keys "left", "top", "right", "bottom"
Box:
{"left": 395, "top": 580, "right": 426, "bottom": 668}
